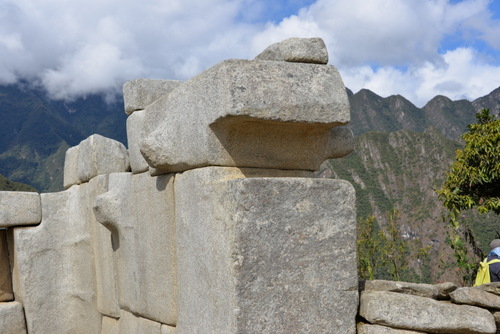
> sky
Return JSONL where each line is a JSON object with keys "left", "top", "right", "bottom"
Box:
{"left": 1, "top": 0, "right": 500, "bottom": 107}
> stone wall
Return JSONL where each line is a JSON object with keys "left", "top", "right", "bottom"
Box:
{"left": 0, "top": 38, "right": 359, "bottom": 333}
{"left": 358, "top": 280, "right": 500, "bottom": 334}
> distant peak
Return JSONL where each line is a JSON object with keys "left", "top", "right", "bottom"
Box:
{"left": 422, "top": 95, "right": 452, "bottom": 109}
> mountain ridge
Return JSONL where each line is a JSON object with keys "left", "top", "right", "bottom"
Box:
{"left": 1, "top": 82, "right": 499, "bottom": 283}
{"left": 1, "top": 83, "right": 498, "bottom": 192}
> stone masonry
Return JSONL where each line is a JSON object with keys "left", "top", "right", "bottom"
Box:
{"left": 357, "top": 280, "right": 500, "bottom": 334}
{"left": 1, "top": 37, "right": 499, "bottom": 334}
{"left": 0, "top": 37, "right": 358, "bottom": 333}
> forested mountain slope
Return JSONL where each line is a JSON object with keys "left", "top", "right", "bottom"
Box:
{"left": 320, "top": 87, "right": 500, "bottom": 282}
{"left": 0, "top": 84, "right": 126, "bottom": 191}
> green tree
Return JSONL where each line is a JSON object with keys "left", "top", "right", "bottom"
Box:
{"left": 438, "top": 109, "right": 500, "bottom": 214}
{"left": 379, "top": 210, "right": 409, "bottom": 281}
{"left": 357, "top": 215, "right": 382, "bottom": 280}
{"left": 437, "top": 108, "right": 500, "bottom": 285}
{"left": 357, "top": 210, "right": 430, "bottom": 282}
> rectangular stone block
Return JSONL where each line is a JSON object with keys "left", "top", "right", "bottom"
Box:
{"left": 141, "top": 59, "right": 352, "bottom": 174}
{"left": 123, "top": 79, "right": 182, "bottom": 115}
{"left": 0, "top": 301, "right": 26, "bottom": 334}
{"left": 78, "top": 134, "right": 130, "bottom": 183}
{"left": 0, "top": 192, "right": 41, "bottom": 227}
{"left": 64, "top": 134, "right": 130, "bottom": 188}
{"left": 10, "top": 185, "right": 101, "bottom": 334}
{"left": 174, "top": 167, "right": 357, "bottom": 333}
{"left": 87, "top": 175, "right": 120, "bottom": 318}
{"left": 126, "top": 109, "right": 149, "bottom": 173}
{"left": 63, "top": 146, "right": 80, "bottom": 188}
{"left": 0, "top": 230, "right": 13, "bottom": 302}
{"left": 360, "top": 290, "right": 496, "bottom": 334}
{"left": 93, "top": 172, "right": 177, "bottom": 325}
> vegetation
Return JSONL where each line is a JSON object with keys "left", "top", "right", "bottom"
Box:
{"left": 437, "top": 109, "right": 500, "bottom": 285}
{"left": 0, "top": 174, "right": 38, "bottom": 192}
{"left": 437, "top": 109, "right": 500, "bottom": 214}
{"left": 357, "top": 210, "right": 431, "bottom": 282}
{"left": 0, "top": 84, "right": 126, "bottom": 192}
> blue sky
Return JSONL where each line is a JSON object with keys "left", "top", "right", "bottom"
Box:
{"left": 1, "top": 0, "right": 499, "bottom": 106}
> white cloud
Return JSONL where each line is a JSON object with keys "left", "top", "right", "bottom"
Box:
{"left": 0, "top": 0, "right": 260, "bottom": 99}
{"left": 41, "top": 43, "right": 144, "bottom": 100}
{"left": 340, "top": 47, "right": 500, "bottom": 107}
{"left": 0, "top": 0, "right": 499, "bottom": 104}
{"left": 251, "top": 0, "right": 500, "bottom": 105}
{"left": 254, "top": 0, "right": 494, "bottom": 67}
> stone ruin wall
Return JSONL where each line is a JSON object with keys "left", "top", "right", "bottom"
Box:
{"left": 2, "top": 37, "right": 500, "bottom": 334}
{"left": 0, "top": 38, "right": 358, "bottom": 334}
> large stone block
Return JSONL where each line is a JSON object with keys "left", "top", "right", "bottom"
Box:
{"left": 93, "top": 172, "right": 177, "bottom": 325}
{"left": 87, "top": 175, "right": 120, "bottom": 318}
{"left": 476, "top": 282, "right": 500, "bottom": 295}
{"left": 141, "top": 58, "right": 352, "bottom": 174}
{"left": 0, "top": 230, "right": 13, "bottom": 302}
{"left": 451, "top": 287, "right": 500, "bottom": 309}
{"left": 0, "top": 191, "right": 41, "bottom": 227}
{"left": 255, "top": 37, "right": 329, "bottom": 64}
{"left": 360, "top": 290, "right": 496, "bottom": 334}
{"left": 126, "top": 109, "right": 149, "bottom": 173}
{"left": 174, "top": 167, "right": 357, "bottom": 334}
{"left": 123, "top": 79, "right": 182, "bottom": 115}
{"left": 360, "top": 280, "right": 439, "bottom": 299}
{"left": 9, "top": 185, "right": 101, "bottom": 334}
{"left": 63, "top": 146, "right": 80, "bottom": 188}
{"left": 64, "top": 134, "right": 130, "bottom": 188}
{"left": 0, "top": 301, "right": 26, "bottom": 334}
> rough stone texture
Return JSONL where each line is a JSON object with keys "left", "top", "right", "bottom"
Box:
{"left": 63, "top": 145, "right": 80, "bottom": 188}
{"left": 492, "top": 311, "right": 500, "bottom": 333}
{"left": 123, "top": 79, "right": 182, "bottom": 115}
{"left": 451, "top": 287, "right": 500, "bottom": 309}
{"left": 140, "top": 59, "right": 351, "bottom": 174}
{"left": 93, "top": 172, "right": 177, "bottom": 325}
{"left": 9, "top": 186, "right": 101, "bottom": 334}
{"left": 64, "top": 134, "right": 130, "bottom": 188}
{"left": 327, "top": 126, "right": 355, "bottom": 158}
{"left": 0, "top": 230, "right": 13, "bottom": 302}
{"left": 255, "top": 37, "right": 329, "bottom": 64}
{"left": 0, "top": 301, "right": 26, "bottom": 334}
{"left": 161, "top": 324, "right": 176, "bottom": 334}
{"left": 87, "top": 175, "right": 120, "bottom": 318}
{"left": 360, "top": 290, "right": 496, "bottom": 334}
{"left": 174, "top": 167, "right": 357, "bottom": 334}
{"left": 477, "top": 282, "right": 500, "bottom": 296}
{"left": 126, "top": 109, "right": 149, "bottom": 173}
{"left": 360, "top": 280, "right": 439, "bottom": 299}
{"left": 436, "top": 281, "right": 458, "bottom": 299}
{"left": 101, "top": 316, "right": 119, "bottom": 334}
{"left": 118, "top": 309, "right": 162, "bottom": 334}
{"left": 358, "top": 323, "right": 426, "bottom": 334}
{"left": 0, "top": 191, "right": 41, "bottom": 227}
{"left": 77, "top": 134, "right": 130, "bottom": 183}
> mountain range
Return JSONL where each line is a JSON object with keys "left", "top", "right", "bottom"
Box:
{"left": 1, "top": 82, "right": 499, "bottom": 283}
{"left": 320, "top": 86, "right": 500, "bottom": 283}
{"left": 0, "top": 84, "right": 127, "bottom": 191}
